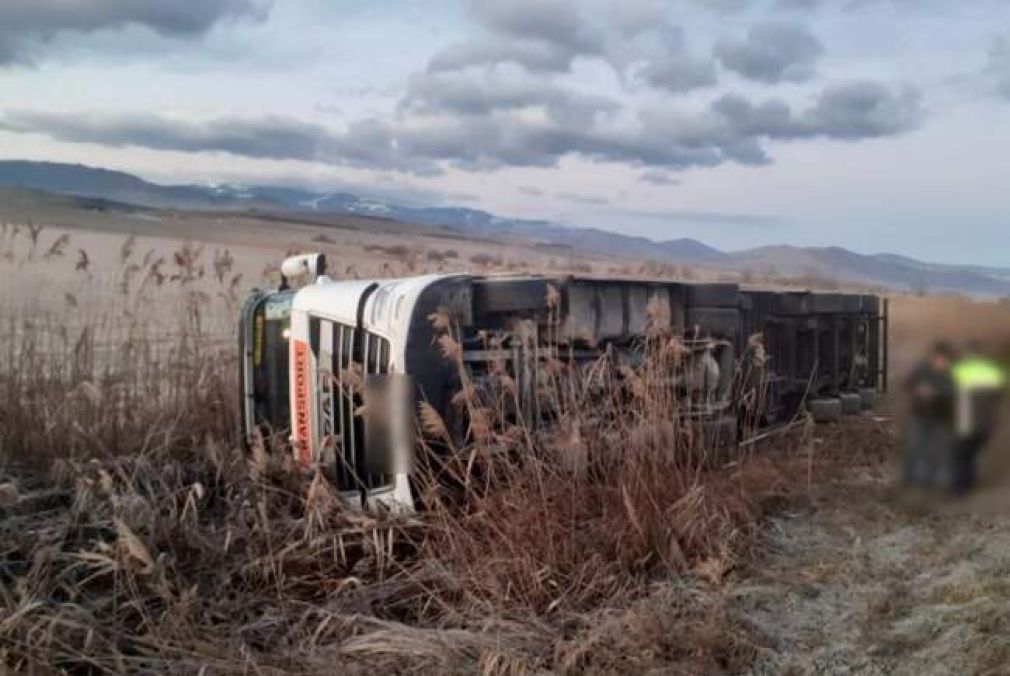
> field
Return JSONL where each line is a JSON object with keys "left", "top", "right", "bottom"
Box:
{"left": 2, "top": 206, "right": 1010, "bottom": 674}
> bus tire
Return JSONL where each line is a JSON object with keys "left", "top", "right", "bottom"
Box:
{"left": 808, "top": 397, "right": 843, "bottom": 423}
{"left": 840, "top": 392, "right": 862, "bottom": 415}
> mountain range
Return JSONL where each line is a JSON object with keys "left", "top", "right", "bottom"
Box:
{"left": 0, "top": 159, "right": 1007, "bottom": 297}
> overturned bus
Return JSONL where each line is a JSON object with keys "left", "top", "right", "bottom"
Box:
{"left": 240, "top": 253, "right": 888, "bottom": 510}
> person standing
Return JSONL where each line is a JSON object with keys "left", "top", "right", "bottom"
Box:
{"left": 951, "top": 347, "right": 1007, "bottom": 495}
{"left": 902, "top": 342, "right": 957, "bottom": 489}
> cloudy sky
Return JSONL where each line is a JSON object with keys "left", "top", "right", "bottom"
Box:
{"left": 1, "top": 1, "right": 1008, "bottom": 265}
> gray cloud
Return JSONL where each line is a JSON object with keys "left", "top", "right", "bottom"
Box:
{"left": 608, "top": 0, "right": 669, "bottom": 38}
{"left": 518, "top": 185, "right": 545, "bottom": 197}
{"left": 710, "top": 82, "right": 923, "bottom": 140}
{"left": 640, "top": 57, "right": 718, "bottom": 93}
{"left": 637, "top": 27, "right": 719, "bottom": 94}
{"left": 557, "top": 191, "right": 610, "bottom": 205}
{"left": 0, "top": 0, "right": 265, "bottom": 64}
{"left": 708, "top": 96, "right": 797, "bottom": 138}
{"left": 432, "top": 0, "right": 704, "bottom": 80}
{"left": 715, "top": 22, "right": 824, "bottom": 83}
{"left": 0, "top": 109, "right": 437, "bottom": 175}
{"left": 426, "top": 0, "right": 604, "bottom": 75}
{"left": 0, "top": 107, "right": 717, "bottom": 174}
{"left": 776, "top": 0, "right": 822, "bottom": 9}
{"left": 0, "top": 80, "right": 921, "bottom": 176}
{"left": 0, "top": 110, "right": 321, "bottom": 158}
{"left": 691, "top": 0, "right": 751, "bottom": 12}
{"left": 429, "top": 0, "right": 722, "bottom": 100}
{"left": 802, "top": 81, "right": 924, "bottom": 138}
{"left": 640, "top": 170, "right": 681, "bottom": 186}
{"left": 699, "top": 0, "right": 920, "bottom": 12}
{"left": 989, "top": 37, "right": 1010, "bottom": 100}
{"left": 470, "top": 0, "right": 603, "bottom": 58}
{"left": 427, "top": 40, "right": 574, "bottom": 74}
{"left": 402, "top": 69, "right": 619, "bottom": 125}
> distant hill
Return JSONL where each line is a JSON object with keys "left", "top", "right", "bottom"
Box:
{"left": 661, "top": 238, "right": 729, "bottom": 263}
{"left": 0, "top": 160, "right": 243, "bottom": 210}
{"left": 0, "top": 159, "right": 1007, "bottom": 296}
{"left": 731, "top": 246, "right": 1010, "bottom": 296}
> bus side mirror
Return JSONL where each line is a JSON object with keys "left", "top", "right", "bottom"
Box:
{"left": 280, "top": 253, "right": 327, "bottom": 289}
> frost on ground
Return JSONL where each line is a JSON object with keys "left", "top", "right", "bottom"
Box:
{"left": 735, "top": 462, "right": 1010, "bottom": 675}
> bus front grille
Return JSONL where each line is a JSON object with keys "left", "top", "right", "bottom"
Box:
{"left": 311, "top": 317, "right": 392, "bottom": 493}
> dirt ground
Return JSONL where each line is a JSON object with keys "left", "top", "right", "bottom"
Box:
{"left": 735, "top": 442, "right": 1010, "bottom": 675}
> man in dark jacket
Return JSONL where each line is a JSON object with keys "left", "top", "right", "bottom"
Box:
{"left": 902, "top": 342, "right": 957, "bottom": 489}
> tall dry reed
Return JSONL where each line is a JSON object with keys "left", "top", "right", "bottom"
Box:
{"left": 1, "top": 226, "right": 842, "bottom": 673}
{"left": 0, "top": 227, "right": 240, "bottom": 463}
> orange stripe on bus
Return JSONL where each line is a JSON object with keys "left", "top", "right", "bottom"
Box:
{"left": 292, "top": 339, "right": 313, "bottom": 467}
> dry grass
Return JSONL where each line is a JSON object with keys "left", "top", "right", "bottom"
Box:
{"left": 0, "top": 228, "right": 238, "bottom": 463}
{"left": 889, "top": 294, "right": 1010, "bottom": 380}
{"left": 0, "top": 225, "right": 882, "bottom": 673}
{"left": 1, "top": 433, "right": 816, "bottom": 673}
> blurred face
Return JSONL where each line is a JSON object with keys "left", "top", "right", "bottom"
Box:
{"left": 931, "top": 353, "right": 950, "bottom": 371}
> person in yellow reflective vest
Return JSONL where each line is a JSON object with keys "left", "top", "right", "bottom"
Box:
{"left": 951, "top": 349, "right": 1007, "bottom": 494}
